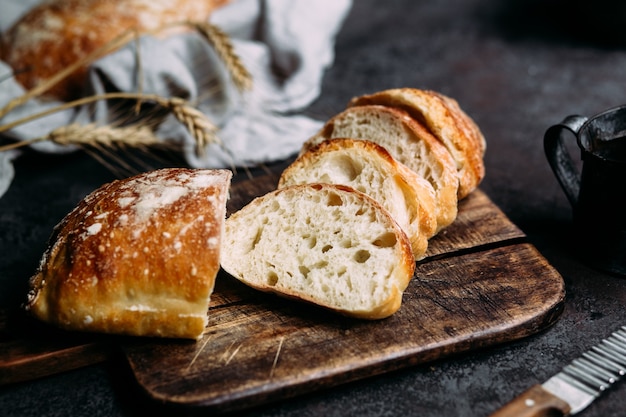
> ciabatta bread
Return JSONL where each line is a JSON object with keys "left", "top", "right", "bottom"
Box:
{"left": 25, "top": 168, "right": 232, "bottom": 339}
{"left": 279, "top": 138, "right": 437, "bottom": 259}
{"left": 348, "top": 88, "right": 485, "bottom": 199}
{"left": 302, "top": 104, "right": 459, "bottom": 231}
{"left": 1, "top": 0, "right": 230, "bottom": 100}
{"left": 220, "top": 183, "right": 416, "bottom": 319}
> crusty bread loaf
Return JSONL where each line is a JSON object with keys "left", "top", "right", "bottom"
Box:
{"left": 25, "top": 168, "right": 232, "bottom": 339}
{"left": 220, "top": 183, "right": 416, "bottom": 319}
{"left": 279, "top": 138, "right": 437, "bottom": 259}
{"left": 1, "top": 0, "right": 230, "bottom": 101}
{"left": 348, "top": 88, "right": 485, "bottom": 199}
{"left": 302, "top": 104, "right": 459, "bottom": 231}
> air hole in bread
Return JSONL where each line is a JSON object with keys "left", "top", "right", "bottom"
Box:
{"left": 299, "top": 265, "right": 310, "bottom": 278}
{"left": 313, "top": 260, "right": 328, "bottom": 269}
{"left": 327, "top": 192, "right": 343, "bottom": 207}
{"left": 322, "top": 123, "right": 335, "bottom": 137}
{"left": 372, "top": 232, "right": 397, "bottom": 248}
{"left": 334, "top": 155, "right": 362, "bottom": 181}
{"left": 270, "top": 199, "right": 280, "bottom": 212}
{"left": 340, "top": 239, "right": 353, "bottom": 248}
{"left": 354, "top": 250, "right": 371, "bottom": 263}
{"left": 267, "top": 271, "right": 279, "bottom": 286}
{"left": 305, "top": 235, "right": 317, "bottom": 249}
{"left": 321, "top": 244, "right": 332, "bottom": 253}
{"left": 251, "top": 228, "right": 262, "bottom": 251}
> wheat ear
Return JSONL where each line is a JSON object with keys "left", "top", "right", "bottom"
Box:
{"left": 154, "top": 96, "right": 219, "bottom": 156}
{"left": 0, "top": 92, "right": 219, "bottom": 156}
{"left": 191, "top": 22, "right": 253, "bottom": 92}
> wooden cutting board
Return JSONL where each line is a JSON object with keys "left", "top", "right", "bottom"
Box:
{"left": 0, "top": 171, "right": 565, "bottom": 415}
{"left": 123, "top": 173, "right": 565, "bottom": 413}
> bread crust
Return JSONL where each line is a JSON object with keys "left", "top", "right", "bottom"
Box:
{"left": 221, "top": 183, "right": 415, "bottom": 319}
{"left": 25, "top": 168, "right": 232, "bottom": 339}
{"left": 303, "top": 105, "right": 459, "bottom": 231}
{"left": 279, "top": 138, "right": 437, "bottom": 259}
{"left": 1, "top": 0, "right": 230, "bottom": 100}
{"left": 348, "top": 88, "right": 485, "bottom": 199}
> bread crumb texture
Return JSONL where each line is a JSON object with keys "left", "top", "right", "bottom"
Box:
{"left": 221, "top": 184, "right": 415, "bottom": 319}
{"left": 279, "top": 138, "right": 438, "bottom": 259}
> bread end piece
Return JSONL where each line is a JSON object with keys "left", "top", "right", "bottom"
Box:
{"left": 25, "top": 168, "right": 232, "bottom": 340}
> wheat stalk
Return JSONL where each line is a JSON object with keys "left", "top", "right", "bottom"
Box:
{"left": 49, "top": 123, "right": 160, "bottom": 147}
{"left": 0, "top": 92, "right": 219, "bottom": 157}
{"left": 191, "top": 22, "right": 253, "bottom": 93}
{"left": 154, "top": 96, "right": 219, "bottom": 156}
{"left": 0, "top": 21, "right": 248, "bottom": 166}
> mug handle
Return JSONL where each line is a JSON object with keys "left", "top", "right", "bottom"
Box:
{"left": 543, "top": 115, "right": 588, "bottom": 208}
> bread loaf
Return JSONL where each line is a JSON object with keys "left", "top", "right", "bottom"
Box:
{"left": 25, "top": 168, "right": 232, "bottom": 339}
{"left": 302, "top": 104, "right": 459, "bottom": 232}
{"left": 348, "top": 88, "right": 485, "bottom": 198}
{"left": 1, "top": 0, "right": 230, "bottom": 100}
{"left": 279, "top": 138, "right": 437, "bottom": 259}
{"left": 220, "top": 183, "right": 416, "bottom": 319}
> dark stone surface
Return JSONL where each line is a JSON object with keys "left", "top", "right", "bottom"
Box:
{"left": 2, "top": 1, "right": 626, "bottom": 416}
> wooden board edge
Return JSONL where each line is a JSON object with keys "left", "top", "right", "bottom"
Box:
{"left": 123, "top": 242, "right": 566, "bottom": 414}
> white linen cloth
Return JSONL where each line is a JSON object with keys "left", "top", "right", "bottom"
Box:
{"left": 0, "top": 0, "right": 352, "bottom": 198}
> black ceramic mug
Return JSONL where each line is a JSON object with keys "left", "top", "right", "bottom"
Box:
{"left": 544, "top": 105, "right": 626, "bottom": 276}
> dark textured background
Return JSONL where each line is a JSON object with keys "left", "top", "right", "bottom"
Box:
{"left": 2, "top": 1, "right": 626, "bottom": 416}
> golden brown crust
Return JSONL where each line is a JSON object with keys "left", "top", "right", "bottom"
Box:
{"left": 348, "top": 88, "right": 485, "bottom": 199}
{"left": 1, "top": 0, "right": 230, "bottom": 100}
{"left": 302, "top": 105, "right": 459, "bottom": 232}
{"left": 279, "top": 138, "right": 437, "bottom": 258}
{"left": 25, "top": 168, "right": 232, "bottom": 339}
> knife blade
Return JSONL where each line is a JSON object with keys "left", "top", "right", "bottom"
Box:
{"left": 489, "top": 326, "right": 626, "bottom": 417}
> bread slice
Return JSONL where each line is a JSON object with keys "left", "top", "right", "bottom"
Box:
{"left": 220, "top": 183, "right": 416, "bottom": 319}
{"left": 348, "top": 88, "right": 485, "bottom": 199}
{"left": 302, "top": 104, "right": 459, "bottom": 231}
{"left": 25, "top": 168, "right": 232, "bottom": 339}
{"left": 279, "top": 138, "right": 437, "bottom": 259}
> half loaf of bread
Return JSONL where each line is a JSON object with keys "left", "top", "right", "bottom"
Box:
{"left": 1, "top": 0, "right": 230, "bottom": 100}
{"left": 220, "top": 183, "right": 415, "bottom": 319}
{"left": 279, "top": 138, "right": 437, "bottom": 259}
{"left": 25, "top": 168, "right": 232, "bottom": 339}
{"left": 348, "top": 88, "right": 485, "bottom": 198}
{"left": 302, "top": 104, "right": 459, "bottom": 232}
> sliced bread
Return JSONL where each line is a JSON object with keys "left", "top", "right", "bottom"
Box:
{"left": 348, "top": 88, "right": 485, "bottom": 199}
{"left": 302, "top": 104, "right": 459, "bottom": 231}
{"left": 220, "top": 183, "right": 416, "bottom": 319}
{"left": 279, "top": 138, "right": 437, "bottom": 259}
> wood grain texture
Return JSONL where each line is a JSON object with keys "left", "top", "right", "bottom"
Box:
{"left": 123, "top": 243, "right": 564, "bottom": 413}
{"left": 0, "top": 171, "right": 564, "bottom": 412}
{"left": 122, "top": 175, "right": 564, "bottom": 413}
{"left": 0, "top": 309, "right": 114, "bottom": 385}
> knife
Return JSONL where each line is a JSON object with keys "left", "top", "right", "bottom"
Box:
{"left": 489, "top": 326, "right": 626, "bottom": 417}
